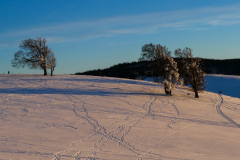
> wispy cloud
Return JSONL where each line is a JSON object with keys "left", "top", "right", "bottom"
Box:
{"left": 2, "top": 3, "right": 240, "bottom": 43}
{"left": 43, "top": 36, "right": 78, "bottom": 43}
{"left": 0, "top": 44, "right": 8, "bottom": 47}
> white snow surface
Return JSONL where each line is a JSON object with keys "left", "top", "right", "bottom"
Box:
{"left": 205, "top": 74, "right": 240, "bottom": 98}
{"left": 146, "top": 74, "right": 240, "bottom": 98}
{"left": 0, "top": 74, "right": 240, "bottom": 160}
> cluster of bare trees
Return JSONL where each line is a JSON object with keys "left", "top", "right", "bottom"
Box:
{"left": 139, "top": 43, "right": 206, "bottom": 98}
{"left": 11, "top": 38, "right": 205, "bottom": 97}
{"left": 11, "top": 37, "right": 56, "bottom": 76}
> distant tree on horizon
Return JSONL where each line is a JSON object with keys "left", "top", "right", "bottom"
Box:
{"left": 11, "top": 37, "right": 56, "bottom": 76}
{"left": 175, "top": 47, "right": 206, "bottom": 98}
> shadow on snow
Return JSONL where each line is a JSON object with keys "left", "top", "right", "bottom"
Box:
{"left": 0, "top": 88, "right": 167, "bottom": 97}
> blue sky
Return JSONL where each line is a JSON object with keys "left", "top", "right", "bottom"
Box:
{"left": 1, "top": 0, "right": 240, "bottom": 74}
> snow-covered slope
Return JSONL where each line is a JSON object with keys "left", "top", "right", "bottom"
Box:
{"left": 0, "top": 75, "right": 240, "bottom": 160}
{"left": 205, "top": 74, "right": 240, "bottom": 98}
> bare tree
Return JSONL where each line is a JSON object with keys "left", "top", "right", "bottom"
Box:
{"left": 47, "top": 52, "right": 56, "bottom": 76}
{"left": 139, "top": 43, "right": 172, "bottom": 83}
{"left": 139, "top": 43, "right": 180, "bottom": 95}
{"left": 162, "top": 56, "right": 181, "bottom": 95}
{"left": 11, "top": 37, "right": 54, "bottom": 75}
{"left": 175, "top": 47, "right": 206, "bottom": 98}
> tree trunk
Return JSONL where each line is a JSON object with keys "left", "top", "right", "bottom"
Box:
{"left": 51, "top": 69, "right": 53, "bottom": 76}
{"left": 164, "top": 87, "right": 168, "bottom": 94}
{"left": 44, "top": 68, "right": 47, "bottom": 76}
{"left": 164, "top": 86, "right": 171, "bottom": 95}
{"left": 195, "top": 90, "right": 199, "bottom": 98}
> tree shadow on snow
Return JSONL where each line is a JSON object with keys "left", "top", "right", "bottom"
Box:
{"left": 0, "top": 88, "right": 167, "bottom": 97}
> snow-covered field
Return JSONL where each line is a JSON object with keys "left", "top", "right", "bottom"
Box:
{"left": 146, "top": 74, "right": 240, "bottom": 98}
{"left": 0, "top": 74, "right": 240, "bottom": 160}
{"left": 205, "top": 74, "right": 240, "bottom": 98}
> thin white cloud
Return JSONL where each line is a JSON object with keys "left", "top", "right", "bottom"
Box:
{"left": 44, "top": 36, "right": 78, "bottom": 43}
{"left": 0, "top": 44, "right": 8, "bottom": 47}
{"left": 2, "top": 3, "right": 240, "bottom": 43}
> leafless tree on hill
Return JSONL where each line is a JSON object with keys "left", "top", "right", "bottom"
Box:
{"left": 139, "top": 43, "right": 172, "bottom": 83}
{"left": 139, "top": 43, "right": 181, "bottom": 95}
{"left": 11, "top": 37, "right": 56, "bottom": 76}
{"left": 175, "top": 47, "right": 206, "bottom": 98}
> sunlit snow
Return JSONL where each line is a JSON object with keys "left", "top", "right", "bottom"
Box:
{"left": 0, "top": 74, "right": 240, "bottom": 160}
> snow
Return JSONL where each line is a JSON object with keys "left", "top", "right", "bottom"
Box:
{"left": 0, "top": 74, "right": 240, "bottom": 160}
{"left": 146, "top": 74, "right": 240, "bottom": 98}
{"left": 205, "top": 74, "right": 240, "bottom": 98}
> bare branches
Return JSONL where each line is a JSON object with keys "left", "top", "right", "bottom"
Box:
{"left": 139, "top": 44, "right": 206, "bottom": 97}
{"left": 11, "top": 37, "right": 56, "bottom": 75}
{"left": 175, "top": 47, "right": 206, "bottom": 98}
{"left": 47, "top": 52, "right": 57, "bottom": 76}
{"left": 174, "top": 47, "right": 193, "bottom": 58}
{"left": 139, "top": 43, "right": 180, "bottom": 95}
{"left": 139, "top": 43, "right": 172, "bottom": 61}
{"left": 139, "top": 43, "right": 173, "bottom": 82}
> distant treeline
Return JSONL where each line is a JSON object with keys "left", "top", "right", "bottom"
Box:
{"left": 75, "top": 59, "right": 240, "bottom": 79}
{"left": 201, "top": 59, "right": 240, "bottom": 75}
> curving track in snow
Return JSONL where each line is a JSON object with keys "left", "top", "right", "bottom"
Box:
{"left": 216, "top": 94, "right": 240, "bottom": 128}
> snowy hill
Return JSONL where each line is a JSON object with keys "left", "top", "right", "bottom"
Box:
{"left": 0, "top": 75, "right": 240, "bottom": 160}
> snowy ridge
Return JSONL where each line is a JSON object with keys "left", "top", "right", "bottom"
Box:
{"left": 207, "top": 74, "right": 240, "bottom": 79}
{"left": 0, "top": 75, "right": 240, "bottom": 160}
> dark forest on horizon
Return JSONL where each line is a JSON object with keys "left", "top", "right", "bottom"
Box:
{"left": 75, "top": 59, "right": 240, "bottom": 79}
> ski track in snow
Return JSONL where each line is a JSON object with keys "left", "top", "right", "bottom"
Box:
{"left": 216, "top": 94, "right": 240, "bottom": 128}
